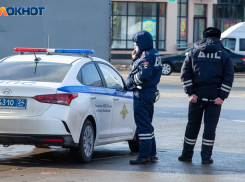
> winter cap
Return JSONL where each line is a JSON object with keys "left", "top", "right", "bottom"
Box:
{"left": 203, "top": 27, "right": 221, "bottom": 39}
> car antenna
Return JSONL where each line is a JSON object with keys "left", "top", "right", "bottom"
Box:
{"left": 33, "top": 49, "right": 40, "bottom": 74}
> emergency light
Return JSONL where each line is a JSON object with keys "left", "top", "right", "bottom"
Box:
{"left": 14, "top": 48, "right": 94, "bottom": 54}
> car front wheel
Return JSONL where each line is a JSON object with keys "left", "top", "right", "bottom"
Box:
{"left": 162, "top": 62, "right": 173, "bottom": 75}
{"left": 70, "top": 119, "right": 95, "bottom": 163}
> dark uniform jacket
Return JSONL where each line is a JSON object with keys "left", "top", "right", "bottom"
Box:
{"left": 181, "top": 37, "right": 234, "bottom": 100}
{"left": 126, "top": 31, "right": 162, "bottom": 92}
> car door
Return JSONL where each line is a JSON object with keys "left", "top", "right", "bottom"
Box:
{"left": 96, "top": 62, "right": 135, "bottom": 139}
{"left": 78, "top": 63, "right": 113, "bottom": 141}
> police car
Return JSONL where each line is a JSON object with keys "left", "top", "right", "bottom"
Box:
{"left": 0, "top": 48, "right": 139, "bottom": 163}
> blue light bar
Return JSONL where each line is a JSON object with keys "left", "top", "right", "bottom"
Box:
{"left": 54, "top": 49, "right": 94, "bottom": 54}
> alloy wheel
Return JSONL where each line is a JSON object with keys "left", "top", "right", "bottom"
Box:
{"left": 83, "top": 125, "right": 94, "bottom": 157}
{"left": 162, "top": 63, "right": 172, "bottom": 75}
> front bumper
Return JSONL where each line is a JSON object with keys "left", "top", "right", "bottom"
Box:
{"left": 0, "top": 134, "right": 78, "bottom": 147}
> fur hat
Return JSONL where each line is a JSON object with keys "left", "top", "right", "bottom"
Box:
{"left": 203, "top": 27, "right": 221, "bottom": 39}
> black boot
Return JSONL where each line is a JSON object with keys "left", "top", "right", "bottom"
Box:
{"left": 130, "top": 156, "right": 150, "bottom": 165}
{"left": 201, "top": 145, "right": 214, "bottom": 164}
{"left": 150, "top": 155, "right": 158, "bottom": 162}
{"left": 178, "top": 154, "right": 192, "bottom": 162}
{"left": 202, "top": 158, "right": 213, "bottom": 164}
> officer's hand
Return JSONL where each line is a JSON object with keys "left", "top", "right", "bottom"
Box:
{"left": 189, "top": 94, "right": 198, "bottom": 103}
{"left": 132, "top": 48, "right": 136, "bottom": 59}
{"left": 214, "top": 98, "right": 223, "bottom": 105}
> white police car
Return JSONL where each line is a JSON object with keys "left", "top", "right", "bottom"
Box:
{"left": 0, "top": 48, "right": 139, "bottom": 163}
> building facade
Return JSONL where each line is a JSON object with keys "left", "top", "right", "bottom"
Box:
{"left": 111, "top": 0, "right": 245, "bottom": 64}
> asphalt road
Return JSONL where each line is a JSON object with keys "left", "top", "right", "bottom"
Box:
{"left": 0, "top": 72, "right": 244, "bottom": 182}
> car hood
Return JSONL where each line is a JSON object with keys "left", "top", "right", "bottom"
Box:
{"left": 161, "top": 54, "right": 181, "bottom": 59}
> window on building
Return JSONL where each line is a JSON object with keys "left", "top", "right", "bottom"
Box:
{"left": 177, "top": 0, "right": 188, "bottom": 49}
{"left": 111, "top": 2, "right": 166, "bottom": 50}
{"left": 193, "top": 4, "right": 206, "bottom": 43}
{"left": 194, "top": 4, "right": 206, "bottom": 16}
{"left": 213, "top": 1, "right": 244, "bottom": 32}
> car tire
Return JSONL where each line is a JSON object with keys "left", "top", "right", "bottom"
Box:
{"left": 70, "top": 119, "right": 95, "bottom": 163}
{"left": 128, "top": 129, "right": 140, "bottom": 152}
{"left": 162, "top": 62, "right": 173, "bottom": 75}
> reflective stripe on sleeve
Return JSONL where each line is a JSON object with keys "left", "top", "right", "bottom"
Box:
{"left": 221, "top": 87, "right": 230, "bottom": 93}
{"left": 134, "top": 74, "right": 142, "bottom": 85}
{"left": 222, "top": 84, "right": 231, "bottom": 89}
{"left": 134, "top": 75, "right": 139, "bottom": 84}
{"left": 136, "top": 74, "right": 142, "bottom": 83}
{"left": 183, "top": 83, "right": 193, "bottom": 87}
{"left": 182, "top": 80, "right": 192, "bottom": 84}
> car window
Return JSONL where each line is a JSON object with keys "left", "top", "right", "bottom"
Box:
{"left": 0, "top": 61, "right": 71, "bottom": 83}
{"left": 77, "top": 63, "right": 103, "bottom": 87}
{"left": 239, "top": 39, "right": 245, "bottom": 51}
{"left": 222, "top": 38, "right": 236, "bottom": 51}
{"left": 221, "top": 38, "right": 226, "bottom": 45}
{"left": 97, "top": 63, "right": 124, "bottom": 90}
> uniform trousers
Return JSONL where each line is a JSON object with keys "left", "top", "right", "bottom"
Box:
{"left": 133, "top": 90, "right": 156, "bottom": 158}
{"left": 182, "top": 87, "right": 222, "bottom": 160}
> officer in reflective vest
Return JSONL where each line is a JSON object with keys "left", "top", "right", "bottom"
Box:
{"left": 126, "top": 31, "right": 162, "bottom": 165}
{"left": 179, "top": 27, "right": 234, "bottom": 164}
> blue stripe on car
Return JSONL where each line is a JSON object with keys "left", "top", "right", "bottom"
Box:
{"left": 57, "top": 86, "right": 133, "bottom": 99}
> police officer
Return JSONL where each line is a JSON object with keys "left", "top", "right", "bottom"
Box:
{"left": 179, "top": 27, "right": 234, "bottom": 164}
{"left": 126, "top": 31, "right": 162, "bottom": 165}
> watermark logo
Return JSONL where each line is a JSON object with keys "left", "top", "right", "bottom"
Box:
{"left": 0, "top": 7, "right": 45, "bottom": 16}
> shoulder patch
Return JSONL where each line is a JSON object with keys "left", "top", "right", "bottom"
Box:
{"left": 144, "top": 62, "right": 149, "bottom": 68}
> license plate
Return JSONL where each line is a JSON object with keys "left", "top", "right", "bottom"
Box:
{"left": 0, "top": 98, "right": 27, "bottom": 109}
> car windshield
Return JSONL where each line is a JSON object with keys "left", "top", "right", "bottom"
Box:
{"left": 0, "top": 61, "right": 72, "bottom": 83}
{"left": 221, "top": 38, "right": 236, "bottom": 51}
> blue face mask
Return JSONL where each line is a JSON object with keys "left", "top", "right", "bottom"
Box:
{"left": 135, "top": 47, "right": 139, "bottom": 53}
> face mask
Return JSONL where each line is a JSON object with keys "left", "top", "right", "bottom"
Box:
{"left": 135, "top": 47, "right": 139, "bottom": 53}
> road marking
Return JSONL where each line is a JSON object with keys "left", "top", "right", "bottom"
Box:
{"left": 232, "top": 120, "right": 245, "bottom": 123}
{"left": 175, "top": 113, "right": 186, "bottom": 115}
{"left": 160, "top": 111, "right": 169, "bottom": 113}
